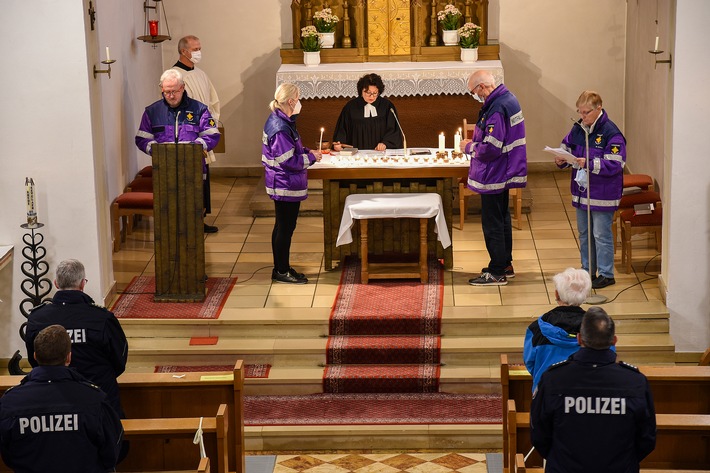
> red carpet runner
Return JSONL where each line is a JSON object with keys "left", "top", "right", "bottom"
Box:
{"left": 324, "top": 257, "right": 444, "bottom": 393}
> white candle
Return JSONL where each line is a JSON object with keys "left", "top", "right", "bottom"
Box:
{"left": 318, "top": 127, "right": 324, "bottom": 152}
{"left": 438, "top": 132, "right": 445, "bottom": 152}
{"left": 654, "top": 36, "right": 659, "bottom": 51}
{"left": 454, "top": 131, "right": 461, "bottom": 152}
{"left": 105, "top": 46, "right": 111, "bottom": 61}
{"left": 26, "top": 177, "right": 37, "bottom": 225}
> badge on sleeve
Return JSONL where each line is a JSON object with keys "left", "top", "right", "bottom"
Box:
{"left": 594, "top": 135, "right": 603, "bottom": 145}
{"left": 487, "top": 123, "right": 494, "bottom": 134}
{"left": 186, "top": 112, "right": 195, "bottom": 122}
{"left": 209, "top": 118, "right": 216, "bottom": 128}
{"left": 610, "top": 144, "right": 621, "bottom": 154}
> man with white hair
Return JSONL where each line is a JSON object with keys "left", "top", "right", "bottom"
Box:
{"left": 135, "top": 69, "right": 221, "bottom": 233}
{"left": 523, "top": 268, "right": 592, "bottom": 391}
{"left": 173, "top": 35, "right": 221, "bottom": 233}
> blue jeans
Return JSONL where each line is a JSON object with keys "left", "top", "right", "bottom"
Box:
{"left": 576, "top": 208, "right": 615, "bottom": 278}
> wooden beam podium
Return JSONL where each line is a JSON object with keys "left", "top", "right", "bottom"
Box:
{"left": 152, "top": 144, "right": 206, "bottom": 302}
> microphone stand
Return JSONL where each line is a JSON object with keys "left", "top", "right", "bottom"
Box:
{"left": 390, "top": 109, "right": 407, "bottom": 157}
{"left": 578, "top": 121, "right": 607, "bottom": 305}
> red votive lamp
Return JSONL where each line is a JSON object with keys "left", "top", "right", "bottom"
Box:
{"left": 149, "top": 20, "right": 159, "bottom": 37}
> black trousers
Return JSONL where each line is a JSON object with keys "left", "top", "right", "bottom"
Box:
{"left": 203, "top": 164, "right": 212, "bottom": 215}
{"left": 480, "top": 191, "right": 512, "bottom": 276}
{"left": 272, "top": 200, "right": 301, "bottom": 273}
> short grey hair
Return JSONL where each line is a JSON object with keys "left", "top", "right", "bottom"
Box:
{"left": 553, "top": 268, "right": 591, "bottom": 306}
{"left": 159, "top": 68, "right": 184, "bottom": 87}
{"left": 178, "top": 35, "right": 199, "bottom": 54}
{"left": 580, "top": 307, "right": 615, "bottom": 349}
{"left": 55, "top": 259, "right": 85, "bottom": 290}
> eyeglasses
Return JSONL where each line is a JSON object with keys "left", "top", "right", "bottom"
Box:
{"left": 162, "top": 88, "right": 183, "bottom": 97}
{"left": 363, "top": 90, "right": 379, "bottom": 97}
{"left": 469, "top": 83, "right": 483, "bottom": 95}
{"left": 577, "top": 107, "right": 599, "bottom": 117}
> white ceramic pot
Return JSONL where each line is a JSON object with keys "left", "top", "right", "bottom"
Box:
{"left": 303, "top": 51, "right": 321, "bottom": 67}
{"left": 442, "top": 29, "right": 459, "bottom": 46}
{"left": 318, "top": 31, "right": 335, "bottom": 48}
{"left": 460, "top": 47, "right": 478, "bottom": 63}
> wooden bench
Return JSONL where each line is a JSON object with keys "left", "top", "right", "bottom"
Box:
{"left": 197, "top": 457, "right": 211, "bottom": 473}
{"left": 121, "top": 404, "right": 228, "bottom": 473}
{"left": 0, "top": 361, "right": 245, "bottom": 473}
{"left": 508, "top": 399, "right": 710, "bottom": 471}
{"left": 501, "top": 354, "right": 710, "bottom": 471}
{"left": 514, "top": 454, "right": 710, "bottom": 473}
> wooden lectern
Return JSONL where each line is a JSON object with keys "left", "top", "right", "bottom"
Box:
{"left": 152, "top": 144, "right": 206, "bottom": 302}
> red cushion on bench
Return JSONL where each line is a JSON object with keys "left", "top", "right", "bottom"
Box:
{"left": 137, "top": 165, "right": 153, "bottom": 177}
{"left": 620, "top": 207, "right": 663, "bottom": 225}
{"left": 115, "top": 192, "right": 154, "bottom": 209}
{"left": 622, "top": 173, "right": 653, "bottom": 189}
{"left": 127, "top": 177, "right": 153, "bottom": 193}
{"left": 619, "top": 190, "right": 661, "bottom": 208}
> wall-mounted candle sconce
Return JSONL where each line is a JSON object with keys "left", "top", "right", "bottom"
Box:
{"left": 94, "top": 47, "right": 117, "bottom": 79}
{"left": 648, "top": 36, "right": 672, "bottom": 69}
{"left": 137, "top": 0, "right": 171, "bottom": 46}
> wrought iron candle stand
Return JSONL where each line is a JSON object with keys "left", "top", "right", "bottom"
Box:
{"left": 8, "top": 222, "right": 53, "bottom": 375}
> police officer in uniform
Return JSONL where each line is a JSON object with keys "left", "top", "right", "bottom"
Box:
{"left": 0, "top": 325, "right": 124, "bottom": 472}
{"left": 530, "top": 307, "right": 656, "bottom": 472}
{"left": 25, "top": 259, "right": 128, "bottom": 417}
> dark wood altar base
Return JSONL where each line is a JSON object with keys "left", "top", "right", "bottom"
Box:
{"left": 298, "top": 95, "right": 481, "bottom": 150}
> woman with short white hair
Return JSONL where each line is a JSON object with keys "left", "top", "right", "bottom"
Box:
{"left": 523, "top": 267, "right": 592, "bottom": 391}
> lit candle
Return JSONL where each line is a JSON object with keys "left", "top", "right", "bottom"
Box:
{"left": 654, "top": 36, "right": 659, "bottom": 51}
{"left": 149, "top": 20, "right": 159, "bottom": 37}
{"left": 438, "top": 132, "right": 445, "bottom": 152}
{"left": 26, "top": 177, "right": 37, "bottom": 226}
{"left": 318, "top": 127, "right": 324, "bottom": 152}
{"left": 454, "top": 130, "right": 461, "bottom": 152}
{"left": 105, "top": 46, "right": 110, "bottom": 61}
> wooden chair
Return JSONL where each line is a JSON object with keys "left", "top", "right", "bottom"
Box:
{"left": 111, "top": 192, "right": 154, "bottom": 252}
{"left": 700, "top": 347, "right": 710, "bottom": 366}
{"left": 620, "top": 201, "right": 662, "bottom": 273}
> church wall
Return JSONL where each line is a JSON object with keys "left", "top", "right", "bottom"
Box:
{"left": 498, "top": 0, "right": 627, "bottom": 164}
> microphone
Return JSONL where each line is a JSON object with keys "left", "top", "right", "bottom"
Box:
{"left": 174, "top": 111, "right": 181, "bottom": 144}
{"left": 390, "top": 108, "right": 407, "bottom": 157}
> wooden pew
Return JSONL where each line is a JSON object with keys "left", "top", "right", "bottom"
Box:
{"left": 198, "top": 457, "right": 211, "bottom": 473}
{"left": 120, "top": 404, "right": 228, "bottom": 473}
{"left": 509, "top": 399, "right": 710, "bottom": 471}
{"left": 501, "top": 354, "right": 710, "bottom": 470}
{"left": 0, "top": 361, "right": 245, "bottom": 473}
{"left": 514, "top": 453, "right": 710, "bottom": 473}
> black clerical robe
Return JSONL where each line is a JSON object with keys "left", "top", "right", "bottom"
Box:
{"left": 332, "top": 96, "right": 403, "bottom": 150}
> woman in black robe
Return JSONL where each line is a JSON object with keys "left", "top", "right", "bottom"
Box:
{"left": 332, "top": 73, "right": 403, "bottom": 151}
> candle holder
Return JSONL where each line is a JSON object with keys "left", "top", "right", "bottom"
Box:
{"left": 94, "top": 59, "right": 117, "bottom": 79}
{"left": 648, "top": 49, "right": 672, "bottom": 69}
{"left": 451, "top": 151, "right": 464, "bottom": 160}
{"left": 436, "top": 151, "right": 449, "bottom": 160}
{"left": 8, "top": 222, "right": 53, "bottom": 375}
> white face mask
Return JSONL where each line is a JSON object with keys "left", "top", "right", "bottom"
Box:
{"left": 292, "top": 99, "right": 302, "bottom": 115}
{"left": 472, "top": 93, "right": 484, "bottom": 103}
{"left": 189, "top": 51, "right": 202, "bottom": 64}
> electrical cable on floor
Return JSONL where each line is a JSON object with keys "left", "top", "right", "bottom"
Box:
{"left": 233, "top": 265, "right": 274, "bottom": 284}
{"left": 593, "top": 253, "right": 661, "bottom": 304}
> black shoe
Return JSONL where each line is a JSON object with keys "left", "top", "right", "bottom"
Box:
{"left": 204, "top": 223, "right": 218, "bottom": 234}
{"left": 272, "top": 270, "right": 308, "bottom": 284}
{"left": 592, "top": 276, "right": 615, "bottom": 289}
{"left": 468, "top": 272, "right": 508, "bottom": 286}
{"left": 482, "top": 265, "right": 515, "bottom": 278}
{"left": 288, "top": 267, "right": 307, "bottom": 280}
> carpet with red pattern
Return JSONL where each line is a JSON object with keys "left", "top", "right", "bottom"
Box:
{"left": 111, "top": 276, "right": 236, "bottom": 319}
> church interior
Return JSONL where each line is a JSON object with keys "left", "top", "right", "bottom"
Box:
{"left": 1, "top": 1, "right": 709, "bottom": 472}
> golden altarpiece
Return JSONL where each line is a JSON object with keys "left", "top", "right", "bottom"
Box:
{"left": 282, "top": 0, "right": 498, "bottom": 63}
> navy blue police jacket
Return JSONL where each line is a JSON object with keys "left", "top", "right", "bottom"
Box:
{"left": 530, "top": 347, "right": 656, "bottom": 473}
{"left": 25, "top": 290, "right": 128, "bottom": 416}
{"left": 0, "top": 366, "right": 124, "bottom": 472}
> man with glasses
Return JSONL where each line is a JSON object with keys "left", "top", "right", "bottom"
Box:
{"left": 25, "top": 260, "right": 128, "bottom": 421}
{"left": 460, "top": 70, "right": 527, "bottom": 286}
{"left": 554, "top": 91, "right": 625, "bottom": 289}
{"left": 332, "top": 73, "right": 403, "bottom": 151}
{"left": 135, "top": 69, "right": 221, "bottom": 232}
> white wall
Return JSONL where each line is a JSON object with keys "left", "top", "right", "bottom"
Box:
{"left": 499, "top": 0, "right": 626, "bottom": 163}
{"left": 666, "top": 0, "right": 710, "bottom": 351}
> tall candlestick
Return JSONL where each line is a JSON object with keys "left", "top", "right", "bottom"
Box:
{"left": 318, "top": 127, "right": 324, "bottom": 152}
{"left": 26, "top": 177, "right": 37, "bottom": 227}
{"left": 105, "top": 46, "right": 111, "bottom": 61}
{"left": 454, "top": 130, "right": 461, "bottom": 152}
{"left": 438, "top": 132, "right": 445, "bottom": 152}
{"left": 654, "top": 36, "right": 659, "bottom": 51}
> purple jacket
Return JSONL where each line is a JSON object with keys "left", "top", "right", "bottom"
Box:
{"left": 464, "top": 84, "right": 527, "bottom": 194}
{"left": 135, "top": 93, "right": 220, "bottom": 169}
{"left": 560, "top": 110, "right": 626, "bottom": 212}
{"left": 261, "top": 109, "right": 316, "bottom": 202}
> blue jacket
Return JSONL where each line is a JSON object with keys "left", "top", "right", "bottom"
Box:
{"left": 523, "top": 305, "right": 585, "bottom": 392}
{"left": 560, "top": 110, "right": 626, "bottom": 212}
{"left": 261, "top": 109, "right": 316, "bottom": 202}
{"left": 464, "top": 84, "right": 527, "bottom": 194}
{"left": 0, "top": 366, "right": 124, "bottom": 473}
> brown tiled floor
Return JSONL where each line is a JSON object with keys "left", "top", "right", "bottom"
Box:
{"left": 273, "top": 452, "right": 489, "bottom": 473}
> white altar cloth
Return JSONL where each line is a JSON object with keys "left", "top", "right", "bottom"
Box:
{"left": 276, "top": 60, "right": 503, "bottom": 99}
{"left": 336, "top": 193, "right": 451, "bottom": 249}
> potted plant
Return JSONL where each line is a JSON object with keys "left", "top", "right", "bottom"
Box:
{"left": 458, "top": 22, "right": 482, "bottom": 62}
{"left": 301, "top": 26, "right": 321, "bottom": 67}
{"left": 313, "top": 7, "right": 340, "bottom": 48}
{"left": 437, "top": 3, "right": 462, "bottom": 46}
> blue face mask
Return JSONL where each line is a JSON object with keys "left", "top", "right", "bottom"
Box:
{"left": 471, "top": 91, "right": 484, "bottom": 103}
{"left": 574, "top": 168, "right": 588, "bottom": 189}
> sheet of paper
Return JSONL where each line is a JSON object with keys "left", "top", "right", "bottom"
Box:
{"left": 543, "top": 146, "right": 577, "bottom": 165}
{"left": 200, "top": 374, "right": 234, "bottom": 381}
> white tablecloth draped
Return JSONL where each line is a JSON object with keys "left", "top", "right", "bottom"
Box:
{"left": 276, "top": 60, "right": 504, "bottom": 99}
{"left": 336, "top": 193, "right": 451, "bottom": 249}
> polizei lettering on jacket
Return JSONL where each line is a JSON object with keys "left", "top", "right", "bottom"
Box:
{"left": 18, "top": 414, "right": 79, "bottom": 434}
{"left": 564, "top": 396, "right": 626, "bottom": 415}
{"left": 66, "top": 328, "right": 86, "bottom": 343}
